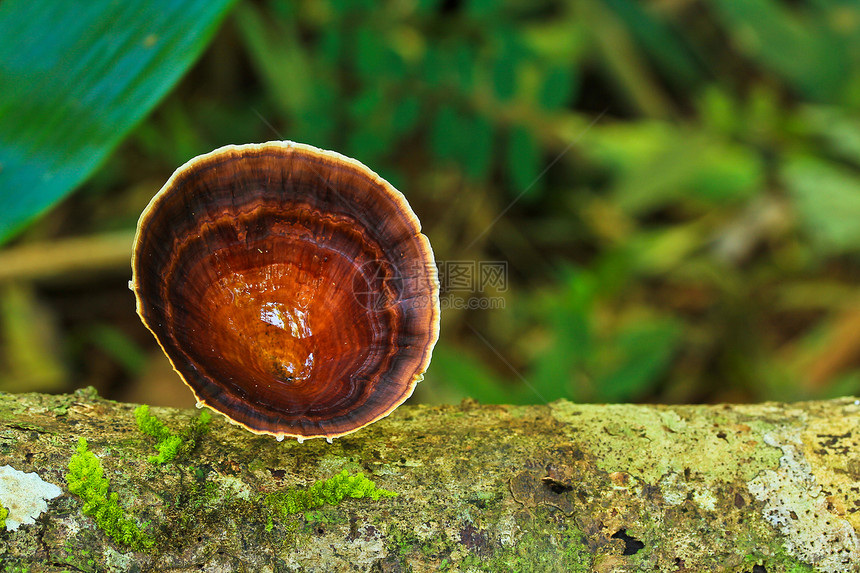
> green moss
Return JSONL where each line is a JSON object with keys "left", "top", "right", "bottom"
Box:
{"left": 185, "top": 478, "right": 219, "bottom": 511}
{"left": 0, "top": 504, "right": 7, "bottom": 529}
{"left": 151, "top": 435, "right": 183, "bottom": 464}
{"left": 134, "top": 405, "right": 210, "bottom": 464}
{"left": 134, "top": 405, "right": 171, "bottom": 442}
{"left": 65, "top": 437, "right": 153, "bottom": 550}
{"left": 266, "top": 470, "right": 397, "bottom": 518}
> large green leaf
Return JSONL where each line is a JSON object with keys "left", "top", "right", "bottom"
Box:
{"left": 0, "top": 0, "right": 237, "bottom": 244}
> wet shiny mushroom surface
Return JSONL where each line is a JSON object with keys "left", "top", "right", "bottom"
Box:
{"left": 132, "top": 141, "right": 439, "bottom": 441}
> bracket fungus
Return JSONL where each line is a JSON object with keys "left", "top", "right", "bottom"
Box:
{"left": 131, "top": 141, "right": 440, "bottom": 442}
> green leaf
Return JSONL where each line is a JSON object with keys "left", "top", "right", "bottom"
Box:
{"left": 391, "top": 96, "right": 422, "bottom": 135}
{"left": 586, "top": 122, "right": 762, "bottom": 213}
{"left": 431, "top": 105, "right": 462, "bottom": 163}
{"left": 427, "top": 61, "right": 492, "bottom": 172}
{"left": 294, "top": 83, "right": 338, "bottom": 149}
{"left": 783, "top": 154, "right": 860, "bottom": 254}
{"left": 423, "top": 42, "right": 465, "bottom": 90}
{"left": 235, "top": 2, "right": 311, "bottom": 119}
{"left": 350, "top": 26, "right": 405, "bottom": 83}
{"left": 354, "top": 27, "right": 386, "bottom": 81}
{"left": 317, "top": 27, "right": 344, "bottom": 66}
{"left": 422, "top": 43, "right": 446, "bottom": 88}
{"left": 505, "top": 125, "right": 542, "bottom": 198}
{"left": 467, "top": 0, "right": 498, "bottom": 20}
{"left": 344, "top": 126, "right": 393, "bottom": 167}
{"left": 604, "top": 0, "right": 702, "bottom": 88}
{"left": 492, "top": 51, "right": 518, "bottom": 102}
{"left": 84, "top": 324, "right": 147, "bottom": 376}
{"left": 798, "top": 105, "right": 860, "bottom": 167}
{"left": 594, "top": 319, "right": 681, "bottom": 402}
{"left": 348, "top": 88, "right": 384, "bottom": 121}
{"left": 492, "top": 28, "right": 523, "bottom": 102}
{"left": 0, "top": 0, "right": 236, "bottom": 244}
{"left": 530, "top": 308, "right": 591, "bottom": 403}
{"left": 131, "top": 99, "right": 210, "bottom": 168}
{"left": 453, "top": 42, "right": 477, "bottom": 94}
{"left": 710, "top": 0, "right": 848, "bottom": 102}
{"left": 429, "top": 343, "right": 514, "bottom": 405}
{"left": 461, "top": 113, "right": 494, "bottom": 181}
{"left": 698, "top": 87, "right": 739, "bottom": 136}
{"left": 415, "top": 0, "right": 443, "bottom": 14}
{"left": 530, "top": 268, "right": 597, "bottom": 403}
{"left": 688, "top": 142, "right": 763, "bottom": 202}
{"left": 538, "top": 65, "right": 578, "bottom": 111}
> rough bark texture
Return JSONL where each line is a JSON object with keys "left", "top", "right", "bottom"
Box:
{"left": 0, "top": 388, "right": 859, "bottom": 572}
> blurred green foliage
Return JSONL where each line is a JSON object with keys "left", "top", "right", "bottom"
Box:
{"left": 3, "top": 0, "right": 860, "bottom": 406}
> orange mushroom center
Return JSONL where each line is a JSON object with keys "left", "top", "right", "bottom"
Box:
{"left": 170, "top": 226, "right": 398, "bottom": 416}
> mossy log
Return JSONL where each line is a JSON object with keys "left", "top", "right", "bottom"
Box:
{"left": 1, "top": 389, "right": 859, "bottom": 572}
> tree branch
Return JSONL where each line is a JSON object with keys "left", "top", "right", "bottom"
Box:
{"left": 0, "top": 388, "right": 858, "bottom": 572}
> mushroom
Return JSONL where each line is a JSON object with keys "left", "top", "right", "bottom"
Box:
{"left": 131, "top": 141, "right": 440, "bottom": 442}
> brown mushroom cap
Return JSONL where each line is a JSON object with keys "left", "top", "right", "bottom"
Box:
{"left": 131, "top": 141, "right": 440, "bottom": 441}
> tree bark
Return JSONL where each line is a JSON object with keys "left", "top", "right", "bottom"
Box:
{"left": 0, "top": 388, "right": 858, "bottom": 572}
